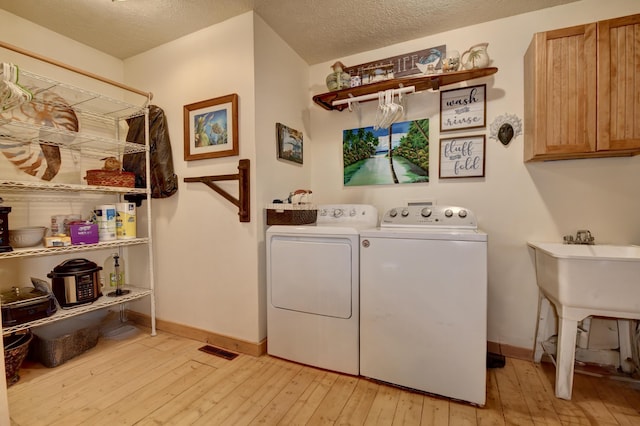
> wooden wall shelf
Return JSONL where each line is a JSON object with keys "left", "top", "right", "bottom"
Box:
{"left": 312, "top": 67, "right": 498, "bottom": 111}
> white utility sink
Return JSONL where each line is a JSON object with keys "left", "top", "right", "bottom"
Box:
{"left": 528, "top": 242, "right": 640, "bottom": 400}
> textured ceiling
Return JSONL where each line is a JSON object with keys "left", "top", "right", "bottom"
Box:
{"left": 0, "top": 0, "right": 579, "bottom": 65}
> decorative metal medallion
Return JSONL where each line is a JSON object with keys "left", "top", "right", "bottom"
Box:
{"left": 489, "top": 113, "right": 522, "bottom": 146}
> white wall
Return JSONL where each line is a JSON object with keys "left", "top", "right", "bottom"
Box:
{"left": 1, "top": 0, "right": 639, "bottom": 358}
{"left": 0, "top": 10, "right": 133, "bottom": 425}
{"left": 0, "top": 10, "right": 125, "bottom": 95}
{"left": 0, "top": 7, "right": 309, "bottom": 350}
{"left": 308, "top": 0, "right": 640, "bottom": 349}
{"left": 253, "top": 15, "right": 311, "bottom": 338}
{"left": 123, "top": 12, "right": 310, "bottom": 344}
{"left": 123, "top": 13, "right": 264, "bottom": 343}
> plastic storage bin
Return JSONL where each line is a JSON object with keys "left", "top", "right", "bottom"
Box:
{"left": 29, "top": 310, "right": 106, "bottom": 367}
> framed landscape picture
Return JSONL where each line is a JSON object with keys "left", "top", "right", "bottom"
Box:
{"left": 184, "top": 93, "right": 238, "bottom": 160}
{"left": 343, "top": 119, "right": 429, "bottom": 186}
{"left": 276, "top": 123, "right": 303, "bottom": 164}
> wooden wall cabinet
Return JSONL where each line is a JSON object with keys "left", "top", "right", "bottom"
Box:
{"left": 524, "top": 14, "right": 640, "bottom": 161}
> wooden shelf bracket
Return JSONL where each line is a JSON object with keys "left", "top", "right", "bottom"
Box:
{"left": 184, "top": 159, "right": 250, "bottom": 222}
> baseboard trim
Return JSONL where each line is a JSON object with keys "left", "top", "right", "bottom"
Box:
{"left": 126, "top": 311, "right": 267, "bottom": 357}
{"left": 488, "top": 341, "right": 533, "bottom": 361}
{"left": 125, "top": 312, "right": 531, "bottom": 362}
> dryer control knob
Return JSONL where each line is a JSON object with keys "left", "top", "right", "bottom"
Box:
{"left": 350, "top": 208, "right": 357, "bottom": 217}
{"left": 333, "top": 209, "right": 343, "bottom": 218}
{"left": 401, "top": 209, "right": 410, "bottom": 217}
{"left": 458, "top": 209, "right": 468, "bottom": 218}
{"left": 421, "top": 208, "right": 432, "bottom": 217}
{"left": 444, "top": 209, "right": 453, "bottom": 217}
{"left": 389, "top": 209, "right": 398, "bottom": 218}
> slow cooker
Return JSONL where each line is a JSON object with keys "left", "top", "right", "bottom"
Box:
{"left": 1, "top": 286, "right": 57, "bottom": 326}
{"left": 48, "top": 258, "right": 102, "bottom": 308}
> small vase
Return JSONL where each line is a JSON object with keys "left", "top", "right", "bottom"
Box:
{"left": 326, "top": 61, "right": 351, "bottom": 91}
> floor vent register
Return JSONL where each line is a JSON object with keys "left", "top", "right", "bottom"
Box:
{"left": 198, "top": 345, "right": 239, "bottom": 360}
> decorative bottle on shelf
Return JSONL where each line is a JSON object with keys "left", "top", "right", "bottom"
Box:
{"left": 326, "top": 61, "right": 351, "bottom": 91}
{"left": 108, "top": 254, "right": 130, "bottom": 297}
{"left": 103, "top": 253, "right": 128, "bottom": 296}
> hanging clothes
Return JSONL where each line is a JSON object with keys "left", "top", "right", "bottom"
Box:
{"left": 0, "top": 62, "right": 33, "bottom": 111}
{"left": 123, "top": 105, "right": 178, "bottom": 199}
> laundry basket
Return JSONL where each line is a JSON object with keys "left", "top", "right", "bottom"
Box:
{"left": 266, "top": 204, "right": 317, "bottom": 225}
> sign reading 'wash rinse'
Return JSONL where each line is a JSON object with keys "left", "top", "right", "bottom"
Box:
{"left": 440, "top": 84, "right": 486, "bottom": 132}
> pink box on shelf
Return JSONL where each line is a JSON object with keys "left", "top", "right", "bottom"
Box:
{"left": 69, "top": 223, "right": 99, "bottom": 245}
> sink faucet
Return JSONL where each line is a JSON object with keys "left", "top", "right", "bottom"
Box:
{"left": 564, "top": 230, "right": 595, "bottom": 245}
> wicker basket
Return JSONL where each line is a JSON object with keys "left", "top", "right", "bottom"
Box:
{"left": 266, "top": 205, "right": 317, "bottom": 225}
{"left": 4, "top": 330, "right": 32, "bottom": 386}
{"left": 85, "top": 170, "right": 135, "bottom": 188}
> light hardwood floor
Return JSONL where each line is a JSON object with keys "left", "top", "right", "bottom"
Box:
{"left": 7, "top": 329, "right": 640, "bottom": 425}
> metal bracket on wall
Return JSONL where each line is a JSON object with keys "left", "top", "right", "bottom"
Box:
{"left": 183, "top": 159, "right": 250, "bottom": 222}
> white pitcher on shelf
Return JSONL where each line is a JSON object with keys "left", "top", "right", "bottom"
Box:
{"left": 461, "top": 43, "right": 491, "bottom": 70}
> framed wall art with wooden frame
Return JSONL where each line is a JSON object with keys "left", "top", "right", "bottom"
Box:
{"left": 184, "top": 93, "right": 238, "bottom": 161}
{"left": 440, "top": 84, "right": 486, "bottom": 132}
{"left": 439, "top": 135, "right": 485, "bottom": 178}
{"left": 276, "top": 123, "right": 303, "bottom": 164}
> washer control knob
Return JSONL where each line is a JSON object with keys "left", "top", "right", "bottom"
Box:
{"left": 401, "top": 209, "right": 410, "bottom": 217}
{"left": 421, "top": 208, "right": 432, "bottom": 217}
{"left": 389, "top": 209, "right": 398, "bottom": 218}
{"left": 362, "top": 239, "right": 370, "bottom": 248}
{"left": 444, "top": 209, "right": 453, "bottom": 217}
{"left": 333, "top": 209, "right": 343, "bottom": 218}
{"left": 458, "top": 209, "right": 468, "bottom": 218}
{"left": 319, "top": 209, "right": 328, "bottom": 216}
{"left": 350, "top": 208, "right": 357, "bottom": 217}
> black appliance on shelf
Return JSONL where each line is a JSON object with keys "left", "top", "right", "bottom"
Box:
{"left": 48, "top": 258, "right": 102, "bottom": 308}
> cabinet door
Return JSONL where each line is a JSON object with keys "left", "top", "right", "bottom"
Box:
{"left": 597, "top": 14, "right": 640, "bottom": 151}
{"left": 524, "top": 24, "right": 597, "bottom": 161}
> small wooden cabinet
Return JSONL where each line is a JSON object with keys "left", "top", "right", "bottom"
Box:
{"left": 524, "top": 13, "right": 640, "bottom": 161}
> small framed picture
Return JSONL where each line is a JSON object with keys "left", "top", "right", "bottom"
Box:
{"left": 439, "top": 135, "right": 485, "bottom": 178}
{"left": 440, "top": 84, "right": 486, "bottom": 132}
{"left": 184, "top": 93, "right": 238, "bottom": 161}
{"left": 276, "top": 123, "right": 303, "bottom": 164}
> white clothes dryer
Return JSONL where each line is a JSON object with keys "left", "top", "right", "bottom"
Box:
{"left": 359, "top": 205, "right": 488, "bottom": 405}
{"left": 266, "top": 204, "right": 378, "bottom": 375}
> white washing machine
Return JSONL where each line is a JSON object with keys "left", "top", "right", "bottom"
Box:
{"left": 266, "top": 204, "right": 378, "bottom": 375}
{"left": 359, "top": 205, "right": 488, "bottom": 406}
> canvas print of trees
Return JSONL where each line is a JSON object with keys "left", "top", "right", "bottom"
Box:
{"left": 343, "top": 119, "right": 429, "bottom": 186}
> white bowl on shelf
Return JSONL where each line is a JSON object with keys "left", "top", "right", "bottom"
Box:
{"left": 9, "top": 226, "right": 47, "bottom": 248}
